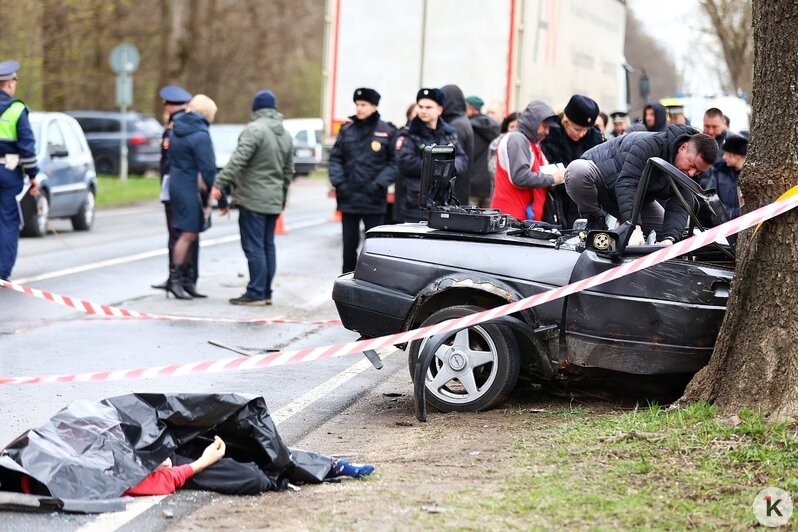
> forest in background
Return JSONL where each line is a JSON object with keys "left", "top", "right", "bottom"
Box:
{"left": 0, "top": 0, "right": 325, "bottom": 122}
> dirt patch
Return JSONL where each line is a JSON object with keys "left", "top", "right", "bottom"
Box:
{"left": 172, "top": 370, "right": 592, "bottom": 531}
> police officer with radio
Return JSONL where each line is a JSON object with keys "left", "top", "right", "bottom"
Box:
{"left": 328, "top": 88, "right": 398, "bottom": 273}
{"left": 0, "top": 60, "right": 39, "bottom": 281}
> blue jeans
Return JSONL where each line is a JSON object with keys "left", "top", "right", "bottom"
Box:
{"left": 238, "top": 207, "right": 278, "bottom": 300}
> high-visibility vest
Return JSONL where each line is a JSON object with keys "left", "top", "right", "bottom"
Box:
{"left": 0, "top": 101, "right": 26, "bottom": 142}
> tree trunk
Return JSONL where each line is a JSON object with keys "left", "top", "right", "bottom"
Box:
{"left": 679, "top": 0, "right": 798, "bottom": 420}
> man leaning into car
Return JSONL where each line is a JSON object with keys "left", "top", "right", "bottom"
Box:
{"left": 328, "top": 88, "right": 398, "bottom": 273}
{"left": 564, "top": 124, "right": 716, "bottom": 245}
{"left": 0, "top": 60, "right": 39, "bottom": 281}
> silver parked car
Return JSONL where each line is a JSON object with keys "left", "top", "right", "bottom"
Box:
{"left": 20, "top": 112, "right": 98, "bottom": 237}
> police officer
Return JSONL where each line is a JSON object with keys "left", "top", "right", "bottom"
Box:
{"left": 328, "top": 88, "right": 398, "bottom": 273}
{"left": 0, "top": 60, "right": 38, "bottom": 281}
{"left": 151, "top": 85, "right": 206, "bottom": 296}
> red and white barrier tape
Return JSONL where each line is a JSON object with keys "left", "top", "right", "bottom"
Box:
{"left": 0, "top": 280, "right": 341, "bottom": 326}
{"left": 2, "top": 192, "right": 797, "bottom": 386}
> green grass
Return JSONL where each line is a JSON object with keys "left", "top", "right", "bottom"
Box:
{"left": 456, "top": 403, "right": 798, "bottom": 529}
{"left": 96, "top": 175, "right": 161, "bottom": 208}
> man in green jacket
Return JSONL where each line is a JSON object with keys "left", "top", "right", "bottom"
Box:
{"left": 212, "top": 90, "right": 294, "bottom": 305}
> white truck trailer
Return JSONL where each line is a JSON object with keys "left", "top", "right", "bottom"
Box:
{"left": 322, "top": 0, "right": 628, "bottom": 136}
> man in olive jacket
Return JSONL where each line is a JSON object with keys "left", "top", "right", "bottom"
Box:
{"left": 328, "top": 87, "right": 398, "bottom": 273}
{"left": 212, "top": 90, "right": 294, "bottom": 306}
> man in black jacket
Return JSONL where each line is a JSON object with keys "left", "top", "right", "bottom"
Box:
{"left": 441, "top": 85, "right": 474, "bottom": 205}
{"left": 465, "top": 95, "right": 500, "bottom": 207}
{"left": 564, "top": 124, "right": 717, "bottom": 243}
{"left": 394, "top": 88, "right": 468, "bottom": 223}
{"left": 328, "top": 88, "right": 398, "bottom": 273}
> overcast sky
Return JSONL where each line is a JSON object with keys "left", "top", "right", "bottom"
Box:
{"left": 627, "top": 0, "right": 724, "bottom": 96}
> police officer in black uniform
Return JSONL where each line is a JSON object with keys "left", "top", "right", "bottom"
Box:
{"left": 328, "top": 88, "right": 398, "bottom": 273}
{"left": 151, "top": 85, "right": 206, "bottom": 296}
{"left": 0, "top": 60, "right": 39, "bottom": 281}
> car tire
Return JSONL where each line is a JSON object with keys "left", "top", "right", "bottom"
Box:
{"left": 408, "top": 305, "right": 521, "bottom": 412}
{"left": 94, "top": 152, "right": 118, "bottom": 175}
{"left": 22, "top": 192, "right": 50, "bottom": 237}
{"left": 71, "top": 189, "right": 95, "bottom": 231}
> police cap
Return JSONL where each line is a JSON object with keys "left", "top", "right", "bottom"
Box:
{"left": 159, "top": 85, "right": 192, "bottom": 105}
{"left": 353, "top": 88, "right": 380, "bottom": 105}
{"left": 0, "top": 60, "right": 20, "bottom": 81}
{"left": 416, "top": 88, "right": 445, "bottom": 107}
{"left": 610, "top": 111, "right": 629, "bottom": 123}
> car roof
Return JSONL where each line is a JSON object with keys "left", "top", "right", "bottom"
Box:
{"left": 64, "top": 110, "right": 153, "bottom": 119}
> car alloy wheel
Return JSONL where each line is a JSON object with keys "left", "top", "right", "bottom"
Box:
{"left": 71, "top": 189, "right": 95, "bottom": 231}
{"left": 409, "top": 305, "right": 520, "bottom": 412}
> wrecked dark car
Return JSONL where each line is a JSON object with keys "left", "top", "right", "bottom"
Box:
{"left": 333, "top": 146, "right": 735, "bottom": 412}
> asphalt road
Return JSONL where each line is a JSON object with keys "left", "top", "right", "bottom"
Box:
{"left": 0, "top": 177, "right": 404, "bottom": 531}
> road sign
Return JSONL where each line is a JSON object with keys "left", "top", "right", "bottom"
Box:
{"left": 109, "top": 43, "right": 140, "bottom": 74}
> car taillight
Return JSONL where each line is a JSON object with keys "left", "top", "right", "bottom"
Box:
{"left": 129, "top": 135, "right": 148, "bottom": 146}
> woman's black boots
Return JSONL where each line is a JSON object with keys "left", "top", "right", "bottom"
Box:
{"left": 166, "top": 266, "right": 192, "bottom": 300}
{"left": 181, "top": 265, "right": 207, "bottom": 298}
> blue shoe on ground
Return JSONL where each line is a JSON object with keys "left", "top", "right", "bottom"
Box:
{"left": 330, "top": 458, "right": 375, "bottom": 479}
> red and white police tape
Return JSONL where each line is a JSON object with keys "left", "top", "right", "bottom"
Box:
{"left": 0, "top": 279, "right": 341, "bottom": 326}
{"left": 2, "top": 191, "right": 797, "bottom": 386}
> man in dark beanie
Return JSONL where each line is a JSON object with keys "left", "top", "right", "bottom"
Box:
{"left": 212, "top": 89, "right": 294, "bottom": 305}
{"left": 328, "top": 87, "right": 398, "bottom": 273}
{"left": 541, "top": 94, "right": 604, "bottom": 228}
{"left": 704, "top": 133, "right": 747, "bottom": 221}
{"left": 393, "top": 88, "right": 468, "bottom": 222}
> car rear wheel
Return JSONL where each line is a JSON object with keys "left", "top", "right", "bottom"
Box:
{"left": 22, "top": 192, "right": 50, "bottom": 237}
{"left": 71, "top": 189, "right": 95, "bottom": 231}
{"left": 408, "top": 305, "right": 520, "bottom": 412}
{"left": 94, "top": 152, "right": 118, "bottom": 175}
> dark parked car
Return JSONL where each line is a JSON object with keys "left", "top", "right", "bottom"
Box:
{"left": 20, "top": 112, "right": 98, "bottom": 237}
{"left": 65, "top": 111, "right": 163, "bottom": 174}
{"left": 332, "top": 151, "right": 735, "bottom": 412}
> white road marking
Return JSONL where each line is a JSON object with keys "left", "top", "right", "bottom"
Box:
{"left": 271, "top": 348, "right": 395, "bottom": 424}
{"left": 75, "top": 349, "right": 395, "bottom": 531}
{"left": 14, "top": 217, "right": 328, "bottom": 284}
{"left": 75, "top": 496, "right": 166, "bottom": 532}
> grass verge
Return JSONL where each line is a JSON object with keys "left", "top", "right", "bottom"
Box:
{"left": 96, "top": 175, "right": 161, "bottom": 208}
{"left": 459, "top": 402, "right": 797, "bottom": 530}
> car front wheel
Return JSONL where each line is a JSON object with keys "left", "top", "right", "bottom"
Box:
{"left": 22, "top": 192, "right": 50, "bottom": 237}
{"left": 71, "top": 189, "right": 95, "bottom": 231}
{"left": 408, "top": 305, "right": 520, "bottom": 412}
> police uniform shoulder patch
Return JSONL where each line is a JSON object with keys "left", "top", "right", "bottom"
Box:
{"left": 395, "top": 136, "right": 405, "bottom": 151}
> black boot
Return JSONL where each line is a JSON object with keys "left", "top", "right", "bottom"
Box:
{"left": 166, "top": 266, "right": 192, "bottom": 300}
{"left": 151, "top": 264, "right": 172, "bottom": 290}
{"left": 181, "top": 264, "right": 207, "bottom": 298}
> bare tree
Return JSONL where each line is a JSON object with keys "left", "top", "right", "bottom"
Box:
{"left": 698, "top": 0, "right": 753, "bottom": 97}
{"left": 624, "top": 10, "right": 682, "bottom": 117}
{"left": 679, "top": 0, "right": 798, "bottom": 419}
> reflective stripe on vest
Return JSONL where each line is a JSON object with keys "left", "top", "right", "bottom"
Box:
{"left": 0, "top": 101, "right": 25, "bottom": 142}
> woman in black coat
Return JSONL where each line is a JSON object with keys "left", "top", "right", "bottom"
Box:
{"left": 167, "top": 95, "right": 218, "bottom": 299}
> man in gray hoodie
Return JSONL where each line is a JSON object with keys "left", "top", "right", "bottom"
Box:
{"left": 212, "top": 90, "right": 294, "bottom": 306}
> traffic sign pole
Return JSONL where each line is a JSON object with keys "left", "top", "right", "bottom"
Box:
{"left": 109, "top": 43, "right": 140, "bottom": 182}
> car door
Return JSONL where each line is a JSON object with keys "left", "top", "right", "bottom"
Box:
{"left": 59, "top": 116, "right": 93, "bottom": 214}
{"left": 42, "top": 119, "right": 77, "bottom": 217}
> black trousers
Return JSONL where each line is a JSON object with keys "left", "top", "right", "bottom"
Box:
{"left": 164, "top": 202, "right": 199, "bottom": 281}
{"left": 341, "top": 212, "right": 383, "bottom": 273}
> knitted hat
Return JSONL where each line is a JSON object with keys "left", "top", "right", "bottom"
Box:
{"left": 252, "top": 90, "right": 277, "bottom": 111}
{"left": 465, "top": 95, "right": 484, "bottom": 111}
